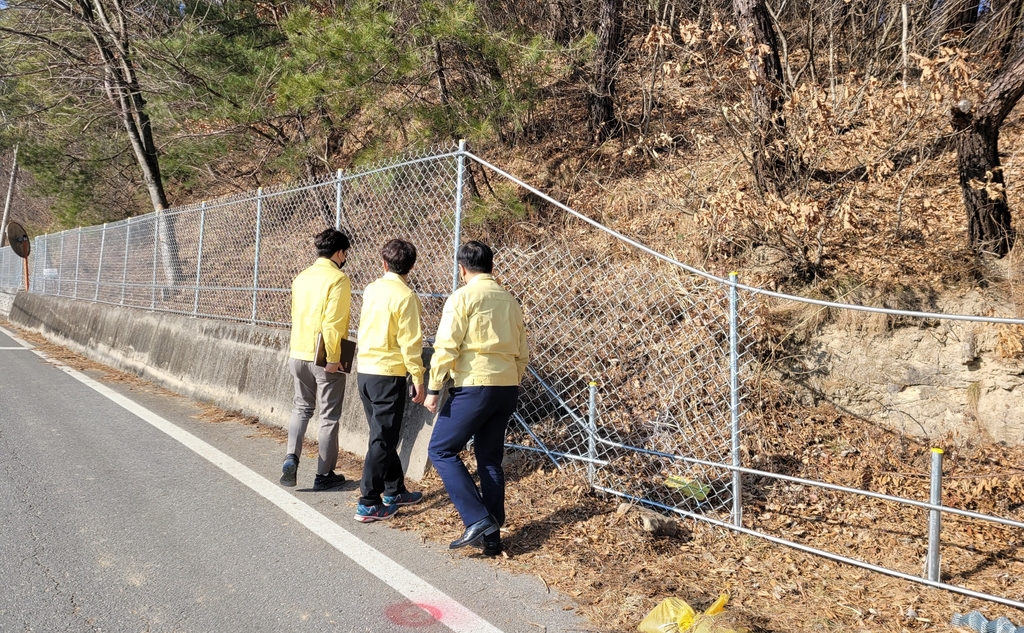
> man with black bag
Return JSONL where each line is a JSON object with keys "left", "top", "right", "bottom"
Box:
{"left": 279, "top": 228, "right": 351, "bottom": 491}
{"left": 424, "top": 241, "right": 529, "bottom": 556}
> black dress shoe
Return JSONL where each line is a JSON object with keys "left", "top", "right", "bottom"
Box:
{"left": 481, "top": 534, "right": 502, "bottom": 557}
{"left": 449, "top": 515, "right": 499, "bottom": 549}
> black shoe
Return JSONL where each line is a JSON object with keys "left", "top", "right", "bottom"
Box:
{"left": 312, "top": 471, "right": 346, "bottom": 491}
{"left": 280, "top": 453, "right": 299, "bottom": 487}
{"left": 481, "top": 534, "right": 502, "bottom": 557}
{"left": 449, "top": 515, "right": 499, "bottom": 549}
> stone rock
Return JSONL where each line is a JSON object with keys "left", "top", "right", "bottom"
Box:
{"left": 793, "top": 290, "right": 1024, "bottom": 445}
{"left": 638, "top": 509, "right": 679, "bottom": 537}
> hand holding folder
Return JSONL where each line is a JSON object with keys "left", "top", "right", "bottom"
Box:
{"left": 315, "top": 332, "right": 356, "bottom": 373}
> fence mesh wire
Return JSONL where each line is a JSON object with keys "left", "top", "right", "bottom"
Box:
{"left": 2, "top": 144, "right": 1022, "bottom": 607}
{"left": 19, "top": 146, "right": 462, "bottom": 334}
{"left": 485, "top": 237, "right": 757, "bottom": 517}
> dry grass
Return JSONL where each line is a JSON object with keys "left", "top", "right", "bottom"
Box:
{"left": 387, "top": 410, "right": 1024, "bottom": 633}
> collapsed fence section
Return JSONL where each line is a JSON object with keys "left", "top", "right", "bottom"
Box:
{"left": 2, "top": 144, "right": 1023, "bottom": 610}
{"left": 464, "top": 151, "right": 1024, "bottom": 610}
{"left": 490, "top": 238, "right": 756, "bottom": 521}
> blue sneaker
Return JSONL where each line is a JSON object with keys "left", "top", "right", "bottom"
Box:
{"left": 382, "top": 491, "right": 423, "bottom": 506}
{"left": 355, "top": 504, "right": 400, "bottom": 522}
{"left": 280, "top": 454, "right": 298, "bottom": 487}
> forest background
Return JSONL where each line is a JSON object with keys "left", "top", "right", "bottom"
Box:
{"left": 4, "top": 0, "right": 1024, "bottom": 297}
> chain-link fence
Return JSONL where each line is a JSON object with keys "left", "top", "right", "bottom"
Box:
{"left": 2, "top": 144, "right": 1023, "bottom": 610}
{"left": 490, "top": 241, "right": 755, "bottom": 521}
{"left": 16, "top": 145, "right": 464, "bottom": 334}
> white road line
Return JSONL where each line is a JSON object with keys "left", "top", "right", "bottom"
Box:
{"left": 0, "top": 325, "right": 504, "bottom": 633}
{"left": 0, "top": 346, "right": 31, "bottom": 350}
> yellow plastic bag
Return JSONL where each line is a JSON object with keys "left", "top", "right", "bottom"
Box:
{"left": 637, "top": 597, "right": 696, "bottom": 633}
{"left": 637, "top": 594, "right": 744, "bottom": 633}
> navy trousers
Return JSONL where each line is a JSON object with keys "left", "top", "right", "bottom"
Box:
{"left": 428, "top": 386, "right": 519, "bottom": 527}
{"left": 357, "top": 374, "right": 409, "bottom": 507}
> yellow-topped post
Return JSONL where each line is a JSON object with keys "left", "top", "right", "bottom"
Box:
{"left": 927, "top": 447, "right": 944, "bottom": 581}
{"left": 587, "top": 381, "right": 598, "bottom": 485}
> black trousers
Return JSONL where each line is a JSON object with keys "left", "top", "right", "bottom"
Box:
{"left": 357, "top": 373, "right": 409, "bottom": 507}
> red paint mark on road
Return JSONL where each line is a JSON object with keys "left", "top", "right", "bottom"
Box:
{"left": 384, "top": 602, "right": 443, "bottom": 628}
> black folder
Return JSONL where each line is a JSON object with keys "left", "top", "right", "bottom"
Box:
{"left": 315, "top": 332, "right": 356, "bottom": 373}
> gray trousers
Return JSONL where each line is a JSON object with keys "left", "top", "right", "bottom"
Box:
{"left": 287, "top": 358, "right": 346, "bottom": 476}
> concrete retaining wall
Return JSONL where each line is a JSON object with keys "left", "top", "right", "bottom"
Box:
{"left": 8, "top": 292, "right": 437, "bottom": 479}
{"left": 0, "top": 288, "right": 16, "bottom": 318}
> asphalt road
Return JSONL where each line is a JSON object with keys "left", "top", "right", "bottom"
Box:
{"left": 0, "top": 325, "right": 590, "bottom": 633}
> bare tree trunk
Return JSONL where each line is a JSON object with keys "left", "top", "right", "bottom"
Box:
{"left": 433, "top": 40, "right": 479, "bottom": 198}
{"left": 547, "top": 0, "right": 584, "bottom": 47}
{"left": 732, "top": 0, "right": 792, "bottom": 195}
{"left": 71, "top": 0, "right": 183, "bottom": 286}
{"left": 950, "top": 54, "right": 1024, "bottom": 257}
{"left": 902, "top": 3, "right": 909, "bottom": 88}
{"left": 435, "top": 40, "right": 451, "bottom": 107}
{"left": 944, "top": 0, "right": 981, "bottom": 35}
{"left": 588, "top": 0, "right": 623, "bottom": 141}
{"left": 987, "top": 0, "right": 1024, "bottom": 62}
{"left": 0, "top": 145, "right": 18, "bottom": 248}
{"left": 547, "top": 0, "right": 569, "bottom": 44}
{"left": 953, "top": 120, "right": 1012, "bottom": 256}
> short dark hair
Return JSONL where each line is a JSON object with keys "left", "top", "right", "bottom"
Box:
{"left": 381, "top": 239, "right": 417, "bottom": 275}
{"left": 314, "top": 228, "right": 350, "bottom": 258}
{"left": 457, "top": 240, "right": 493, "bottom": 274}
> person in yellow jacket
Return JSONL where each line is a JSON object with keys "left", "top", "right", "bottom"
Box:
{"left": 280, "top": 228, "right": 351, "bottom": 491}
{"left": 353, "top": 239, "right": 427, "bottom": 522}
{"left": 424, "top": 241, "right": 529, "bottom": 556}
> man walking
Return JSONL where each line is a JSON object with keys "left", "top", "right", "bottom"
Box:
{"left": 280, "top": 228, "right": 351, "bottom": 491}
{"left": 354, "top": 239, "right": 427, "bottom": 522}
{"left": 425, "top": 241, "right": 529, "bottom": 556}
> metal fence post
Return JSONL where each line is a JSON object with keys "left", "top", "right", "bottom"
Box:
{"left": 335, "top": 169, "right": 343, "bottom": 230}
{"left": 121, "top": 218, "right": 131, "bottom": 305}
{"left": 588, "top": 381, "right": 598, "bottom": 485}
{"left": 151, "top": 217, "right": 159, "bottom": 309}
{"left": 58, "top": 232, "right": 65, "bottom": 296}
{"left": 927, "top": 447, "right": 944, "bottom": 581}
{"left": 194, "top": 202, "right": 206, "bottom": 317}
{"left": 74, "top": 228, "right": 82, "bottom": 299}
{"left": 94, "top": 224, "right": 107, "bottom": 301}
{"left": 252, "top": 188, "right": 263, "bottom": 324}
{"left": 35, "top": 235, "right": 41, "bottom": 293}
{"left": 42, "top": 235, "right": 48, "bottom": 294}
{"left": 729, "top": 271, "right": 742, "bottom": 527}
{"left": 452, "top": 139, "right": 466, "bottom": 292}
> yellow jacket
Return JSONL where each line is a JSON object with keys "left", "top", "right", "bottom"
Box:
{"left": 356, "top": 272, "right": 425, "bottom": 382}
{"left": 289, "top": 258, "right": 351, "bottom": 363}
{"left": 428, "top": 274, "right": 529, "bottom": 392}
